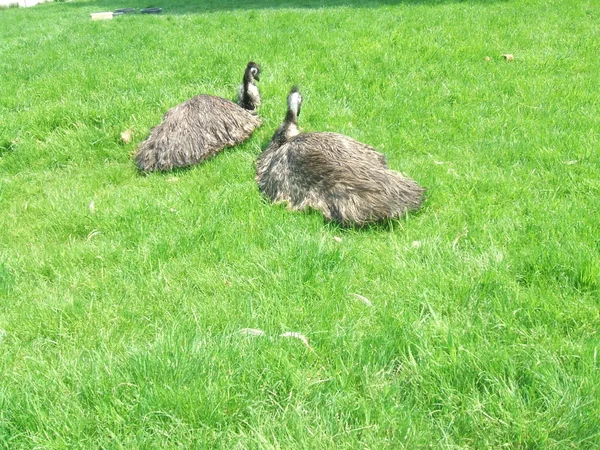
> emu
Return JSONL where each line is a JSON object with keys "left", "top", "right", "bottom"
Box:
{"left": 255, "top": 86, "right": 425, "bottom": 225}
{"left": 135, "top": 62, "right": 262, "bottom": 172}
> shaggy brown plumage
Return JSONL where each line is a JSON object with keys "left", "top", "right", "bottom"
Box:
{"left": 135, "top": 62, "right": 262, "bottom": 172}
{"left": 256, "top": 87, "right": 425, "bottom": 226}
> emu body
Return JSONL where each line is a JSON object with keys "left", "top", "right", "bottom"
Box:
{"left": 256, "top": 87, "right": 424, "bottom": 225}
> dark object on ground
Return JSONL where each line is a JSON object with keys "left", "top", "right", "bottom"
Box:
{"left": 135, "top": 62, "right": 262, "bottom": 172}
{"left": 256, "top": 86, "right": 425, "bottom": 226}
{"left": 114, "top": 8, "right": 136, "bottom": 13}
{"left": 140, "top": 7, "right": 162, "bottom": 14}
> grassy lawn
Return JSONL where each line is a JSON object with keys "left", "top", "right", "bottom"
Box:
{"left": 1, "top": 0, "right": 599, "bottom": 447}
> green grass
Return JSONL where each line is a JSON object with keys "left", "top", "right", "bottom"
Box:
{"left": 1, "top": 0, "right": 599, "bottom": 447}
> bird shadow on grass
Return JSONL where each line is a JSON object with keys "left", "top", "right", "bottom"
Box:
{"left": 0, "top": 140, "right": 16, "bottom": 158}
{"left": 64, "top": 0, "right": 506, "bottom": 15}
{"left": 328, "top": 209, "right": 426, "bottom": 232}
{"left": 132, "top": 142, "right": 255, "bottom": 177}
{"left": 258, "top": 197, "right": 426, "bottom": 232}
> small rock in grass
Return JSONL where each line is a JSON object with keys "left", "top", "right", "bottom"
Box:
{"left": 120, "top": 129, "right": 133, "bottom": 144}
{"left": 351, "top": 293, "right": 373, "bottom": 307}
{"left": 239, "top": 328, "right": 266, "bottom": 337}
{"left": 484, "top": 56, "right": 491, "bottom": 61}
{"left": 452, "top": 230, "right": 468, "bottom": 251}
{"left": 333, "top": 236, "right": 342, "bottom": 243}
{"left": 280, "top": 331, "right": 312, "bottom": 349}
{"left": 501, "top": 54, "right": 514, "bottom": 62}
{"left": 87, "top": 230, "right": 101, "bottom": 240}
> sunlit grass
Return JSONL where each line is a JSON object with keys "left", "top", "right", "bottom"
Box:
{"left": 0, "top": 0, "right": 599, "bottom": 447}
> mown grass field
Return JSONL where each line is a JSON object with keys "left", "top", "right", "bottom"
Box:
{"left": 1, "top": 0, "right": 599, "bottom": 447}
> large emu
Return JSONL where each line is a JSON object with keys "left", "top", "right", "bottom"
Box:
{"left": 135, "top": 62, "right": 262, "bottom": 172}
{"left": 255, "top": 86, "right": 425, "bottom": 226}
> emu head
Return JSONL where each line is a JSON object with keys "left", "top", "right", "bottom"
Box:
{"left": 245, "top": 61, "right": 261, "bottom": 83}
{"left": 238, "top": 62, "right": 262, "bottom": 111}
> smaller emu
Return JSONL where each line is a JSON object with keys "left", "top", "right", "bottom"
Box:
{"left": 255, "top": 86, "right": 425, "bottom": 226}
{"left": 135, "top": 62, "right": 262, "bottom": 172}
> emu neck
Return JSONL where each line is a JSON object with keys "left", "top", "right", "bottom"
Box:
{"left": 271, "top": 115, "right": 299, "bottom": 147}
{"left": 285, "top": 109, "right": 298, "bottom": 125}
{"left": 243, "top": 72, "right": 253, "bottom": 86}
{"left": 239, "top": 79, "right": 258, "bottom": 111}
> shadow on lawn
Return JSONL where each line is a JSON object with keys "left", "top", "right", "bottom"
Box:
{"left": 65, "top": 0, "right": 504, "bottom": 14}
